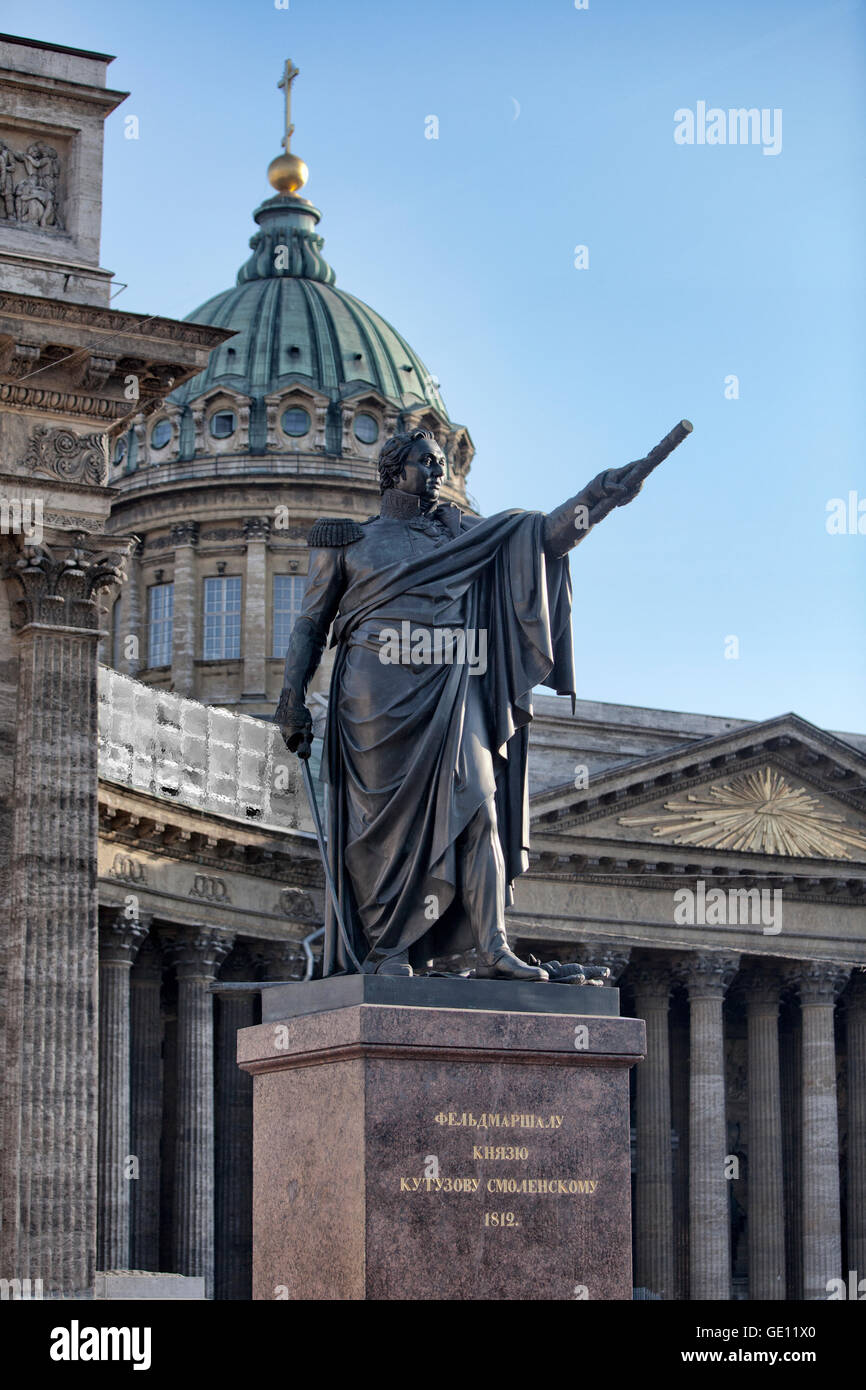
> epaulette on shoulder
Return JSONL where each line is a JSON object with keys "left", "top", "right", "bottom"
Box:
{"left": 307, "top": 517, "right": 366, "bottom": 548}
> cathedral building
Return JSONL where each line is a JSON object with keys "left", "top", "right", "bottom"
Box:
{"left": 104, "top": 60, "right": 474, "bottom": 718}
{"left": 1, "top": 35, "right": 864, "bottom": 1304}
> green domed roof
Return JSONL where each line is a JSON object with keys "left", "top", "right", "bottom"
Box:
{"left": 171, "top": 194, "right": 450, "bottom": 418}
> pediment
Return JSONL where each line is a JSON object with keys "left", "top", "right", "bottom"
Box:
{"left": 530, "top": 714, "right": 866, "bottom": 865}
{"left": 614, "top": 763, "right": 866, "bottom": 861}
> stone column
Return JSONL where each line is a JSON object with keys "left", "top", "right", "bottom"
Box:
{"left": 166, "top": 926, "right": 232, "bottom": 1298}
{"left": 678, "top": 952, "right": 739, "bottom": 1301}
{"left": 242, "top": 517, "right": 269, "bottom": 698}
{"left": 130, "top": 930, "right": 163, "bottom": 1271}
{"left": 779, "top": 997, "right": 803, "bottom": 1298}
{"left": 745, "top": 968, "right": 786, "bottom": 1299}
{"left": 846, "top": 971, "right": 866, "bottom": 1279}
{"left": 121, "top": 538, "right": 143, "bottom": 676}
{"left": 631, "top": 956, "right": 674, "bottom": 1299}
{"left": 0, "top": 532, "right": 129, "bottom": 1297}
{"left": 97, "top": 911, "right": 147, "bottom": 1271}
{"left": 215, "top": 945, "right": 257, "bottom": 1300}
{"left": 170, "top": 522, "right": 198, "bottom": 697}
{"left": 669, "top": 994, "right": 690, "bottom": 1300}
{"left": 792, "top": 961, "right": 849, "bottom": 1300}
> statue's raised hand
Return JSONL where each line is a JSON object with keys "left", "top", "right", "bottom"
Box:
{"left": 599, "top": 462, "right": 646, "bottom": 507}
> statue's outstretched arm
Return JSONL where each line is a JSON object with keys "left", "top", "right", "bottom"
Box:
{"left": 276, "top": 545, "right": 347, "bottom": 758}
{"left": 544, "top": 421, "right": 693, "bottom": 557}
{"left": 543, "top": 464, "right": 646, "bottom": 558}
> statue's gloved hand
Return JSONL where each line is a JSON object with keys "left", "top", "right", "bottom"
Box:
{"left": 597, "top": 462, "right": 645, "bottom": 507}
{"left": 545, "top": 460, "right": 648, "bottom": 557}
{"left": 275, "top": 691, "right": 313, "bottom": 760}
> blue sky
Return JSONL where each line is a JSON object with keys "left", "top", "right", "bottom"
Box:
{"left": 7, "top": 0, "right": 865, "bottom": 730}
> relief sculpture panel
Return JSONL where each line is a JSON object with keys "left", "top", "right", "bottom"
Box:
{"left": 0, "top": 136, "right": 64, "bottom": 231}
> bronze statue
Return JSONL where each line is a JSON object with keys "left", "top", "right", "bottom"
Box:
{"left": 277, "top": 421, "right": 692, "bottom": 981}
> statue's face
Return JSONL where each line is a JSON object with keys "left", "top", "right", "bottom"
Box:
{"left": 396, "top": 437, "right": 446, "bottom": 504}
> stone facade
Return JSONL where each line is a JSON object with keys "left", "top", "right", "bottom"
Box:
{"left": 509, "top": 704, "right": 866, "bottom": 1300}
{"left": 0, "top": 35, "right": 232, "bottom": 1299}
{"left": 89, "top": 672, "right": 866, "bottom": 1301}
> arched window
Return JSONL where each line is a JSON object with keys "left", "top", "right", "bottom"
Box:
{"left": 353, "top": 412, "right": 379, "bottom": 445}
{"left": 209, "top": 411, "right": 237, "bottom": 439}
{"left": 151, "top": 420, "right": 172, "bottom": 450}
{"left": 282, "top": 407, "right": 311, "bottom": 437}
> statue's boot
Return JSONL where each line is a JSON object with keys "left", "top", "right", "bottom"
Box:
{"left": 476, "top": 944, "right": 549, "bottom": 982}
{"left": 375, "top": 949, "right": 413, "bottom": 977}
{"left": 475, "top": 921, "right": 548, "bottom": 982}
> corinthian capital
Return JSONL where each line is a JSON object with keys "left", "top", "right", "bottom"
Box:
{"left": 673, "top": 951, "right": 740, "bottom": 999}
{"left": 629, "top": 954, "right": 673, "bottom": 1001}
{"left": 170, "top": 521, "right": 199, "bottom": 547}
{"left": 786, "top": 959, "right": 850, "bottom": 1005}
{"left": 99, "top": 911, "right": 149, "bottom": 966}
{"left": 740, "top": 963, "right": 783, "bottom": 1014}
{"left": 166, "top": 925, "right": 233, "bottom": 980}
{"left": 2, "top": 529, "right": 134, "bottom": 631}
{"left": 242, "top": 516, "right": 271, "bottom": 542}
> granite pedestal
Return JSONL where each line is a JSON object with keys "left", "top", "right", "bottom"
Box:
{"left": 237, "top": 977, "right": 645, "bottom": 1300}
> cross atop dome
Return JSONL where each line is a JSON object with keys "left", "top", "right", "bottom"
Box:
{"left": 268, "top": 58, "right": 309, "bottom": 196}
{"left": 278, "top": 59, "right": 299, "bottom": 149}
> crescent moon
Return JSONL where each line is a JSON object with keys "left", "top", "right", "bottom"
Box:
{"left": 511, "top": 97, "right": 520, "bottom": 121}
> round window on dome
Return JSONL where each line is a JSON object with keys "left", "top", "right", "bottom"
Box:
{"left": 282, "top": 407, "right": 311, "bottom": 438}
{"left": 113, "top": 437, "right": 128, "bottom": 464}
{"left": 209, "top": 411, "right": 237, "bottom": 439}
{"left": 354, "top": 412, "right": 379, "bottom": 445}
{"left": 151, "top": 420, "right": 172, "bottom": 450}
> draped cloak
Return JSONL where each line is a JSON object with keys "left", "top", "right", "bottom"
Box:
{"left": 319, "top": 509, "right": 575, "bottom": 975}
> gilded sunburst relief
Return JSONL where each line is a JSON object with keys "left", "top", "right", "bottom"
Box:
{"left": 618, "top": 766, "right": 866, "bottom": 860}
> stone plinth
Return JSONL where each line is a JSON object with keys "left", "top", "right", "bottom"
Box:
{"left": 238, "top": 981, "right": 644, "bottom": 1301}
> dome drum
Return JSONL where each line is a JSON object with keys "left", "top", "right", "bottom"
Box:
{"left": 113, "top": 378, "right": 473, "bottom": 495}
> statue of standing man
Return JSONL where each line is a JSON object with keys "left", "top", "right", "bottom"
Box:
{"left": 277, "top": 423, "right": 690, "bottom": 981}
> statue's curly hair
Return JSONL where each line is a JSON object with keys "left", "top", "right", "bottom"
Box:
{"left": 377, "top": 429, "right": 436, "bottom": 494}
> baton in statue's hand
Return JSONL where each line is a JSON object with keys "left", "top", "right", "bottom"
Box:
{"left": 587, "top": 418, "right": 693, "bottom": 526}
{"left": 299, "top": 755, "right": 362, "bottom": 974}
